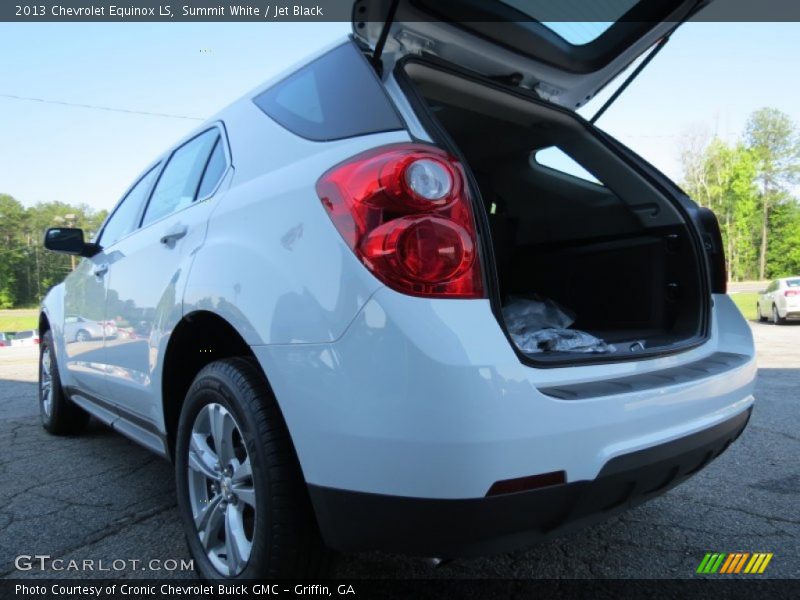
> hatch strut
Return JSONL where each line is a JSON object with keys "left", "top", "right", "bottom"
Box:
{"left": 590, "top": 35, "right": 671, "bottom": 124}
{"left": 371, "top": 0, "right": 401, "bottom": 73}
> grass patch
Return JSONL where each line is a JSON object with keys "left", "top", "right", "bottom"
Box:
{"left": 0, "top": 309, "right": 38, "bottom": 333}
{"left": 728, "top": 292, "right": 759, "bottom": 322}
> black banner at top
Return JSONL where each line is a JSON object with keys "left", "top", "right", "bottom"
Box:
{"left": 5, "top": 0, "right": 800, "bottom": 23}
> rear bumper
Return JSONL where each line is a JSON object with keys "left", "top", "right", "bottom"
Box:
{"left": 254, "top": 292, "right": 755, "bottom": 499}
{"left": 309, "top": 408, "right": 751, "bottom": 557}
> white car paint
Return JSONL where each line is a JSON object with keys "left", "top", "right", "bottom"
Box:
{"left": 757, "top": 277, "right": 800, "bottom": 323}
{"left": 39, "top": 28, "right": 756, "bottom": 561}
{"left": 10, "top": 329, "right": 39, "bottom": 347}
{"left": 255, "top": 292, "right": 754, "bottom": 498}
{"left": 41, "top": 47, "right": 757, "bottom": 489}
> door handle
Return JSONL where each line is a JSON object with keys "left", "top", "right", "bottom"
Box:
{"left": 160, "top": 225, "right": 188, "bottom": 246}
{"left": 92, "top": 264, "right": 108, "bottom": 277}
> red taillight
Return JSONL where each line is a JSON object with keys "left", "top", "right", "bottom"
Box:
{"left": 786, "top": 290, "right": 800, "bottom": 297}
{"left": 317, "top": 144, "right": 484, "bottom": 298}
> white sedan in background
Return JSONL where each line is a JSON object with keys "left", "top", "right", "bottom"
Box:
{"left": 758, "top": 277, "right": 800, "bottom": 324}
{"left": 10, "top": 329, "right": 40, "bottom": 346}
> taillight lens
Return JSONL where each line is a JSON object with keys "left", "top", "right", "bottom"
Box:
{"left": 317, "top": 144, "right": 484, "bottom": 298}
{"left": 786, "top": 290, "right": 800, "bottom": 297}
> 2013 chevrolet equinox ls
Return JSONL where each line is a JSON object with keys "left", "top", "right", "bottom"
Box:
{"left": 40, "top": 0, "right": 755, "bottom": 579}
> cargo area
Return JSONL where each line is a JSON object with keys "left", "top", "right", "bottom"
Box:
{"left": 402, "top": 61, "right": 708, "bottom": 362}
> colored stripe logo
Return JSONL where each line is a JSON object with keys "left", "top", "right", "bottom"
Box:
{"left": 696, "top": 552, "right": 773, "bottom": 574}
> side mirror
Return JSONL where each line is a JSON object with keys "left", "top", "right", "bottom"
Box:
{"left": 43, "top": 228, "right": 100, "bottom": 257}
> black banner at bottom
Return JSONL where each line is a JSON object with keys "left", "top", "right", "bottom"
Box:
{"left": 3, "top": 579, "right": 799, "bottom": 600}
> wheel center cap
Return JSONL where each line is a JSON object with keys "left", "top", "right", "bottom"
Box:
{"left": 220, "top": 477, "right": 233, "bottom": 498}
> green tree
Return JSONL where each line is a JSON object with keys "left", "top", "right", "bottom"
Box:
{"left": 680, "top": 139, "right": 760, "bottom": 281}
{"left": 0, "top": 194, "right": 28, "bottom": 308}
{"left": 0, "top": 194, "right": 107, "bottom": 307}
{"left": 767, "top": 199, "right": 800, "bottom": 278}
{"left": 724, "top": 145, "right": 760, "bottom": 280}
{"left": 744, "top": 108, "right": 800, "bottom": 280}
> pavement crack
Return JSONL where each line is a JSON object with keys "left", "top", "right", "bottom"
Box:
{"left": 0, "top": 503, "right": 177, "bottom": 579}
{"left": 750, "top": 425, "right": 800, "bottom": 443}
{"left": 677, "top": 496, "right": 800, "bottom": 527}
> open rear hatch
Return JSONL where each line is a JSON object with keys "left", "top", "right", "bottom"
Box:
{"left": 353, "top": 0, "right": 711, "bottom": 110}
{"left": 353, "top": 0, "right": 719, "bottom": 365}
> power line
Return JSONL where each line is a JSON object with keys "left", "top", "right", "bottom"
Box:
{"left": 0, "top": 93, "right": 205, "bottom": 121}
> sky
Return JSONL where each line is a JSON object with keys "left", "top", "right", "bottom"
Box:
{"left": 1, "top": 21, "right": 800, "bottom": 212}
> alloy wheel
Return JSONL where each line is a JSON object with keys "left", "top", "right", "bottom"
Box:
{"left": 187, "top": 403, "right": 256, "bottom": 576}
{"left": 40, "top": 349, "right": 53, "bottom": 417}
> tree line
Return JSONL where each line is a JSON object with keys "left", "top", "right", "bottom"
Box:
{"left": 681, "top": 107, "right": 800, "bottom": 281}
{"left": 0, "top": 194, "right": 107, "bottom": 308}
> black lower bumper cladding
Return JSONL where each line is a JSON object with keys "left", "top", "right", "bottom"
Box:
{"left": 309, "top": 408, "right": 751, "bottom": 557}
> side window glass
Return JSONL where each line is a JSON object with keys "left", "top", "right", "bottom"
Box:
{"left": 252, "top": 42, "right": 403, "bottom": 141}
{"left": 141, "top": 129, "right": 219, "bottom": 227}
{"left": 100, "top": 166, "right": 159, "bottom": 247}
{"left": 196, "top": 138, "right": 227, "bottom": 199}
{"left": 533, "top": 146, "right": 603, "bottom": 185}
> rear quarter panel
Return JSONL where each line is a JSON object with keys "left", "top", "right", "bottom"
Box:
{"left": 183, "top": 99, "right": 411, "bottom": 345}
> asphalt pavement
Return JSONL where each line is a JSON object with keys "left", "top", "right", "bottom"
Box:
{"left": 0, "top": 321, "right": 797, "bottom": 580}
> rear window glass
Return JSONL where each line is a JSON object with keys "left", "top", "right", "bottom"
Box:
{"left": 787, "top": 279, "right": 800, "bottom": 288}
{"left": 500, "top": 0, "right": 639, "bottom": 45}
{"left": 539, "top": 22, "right": 616, "bottom": 46}
{"left": 253, "top": 42, "right": 403, "bottom": 141}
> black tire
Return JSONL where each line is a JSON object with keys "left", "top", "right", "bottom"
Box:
{"left": 175, "top": 358, "right": 332, "bottom": 579}
{"left": 39, "top": 330, "right": 90, "bottom": 435}
{"left": 773, "top": 305, "right": 786, "bottom": 325}
{"left": 75, "top": 329, "right": 90, "bottom": 342}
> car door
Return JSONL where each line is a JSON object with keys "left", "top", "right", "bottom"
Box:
{"left": 774, "top": 280, "right": 786, "bottom": 314}
{"left": 758, "top": 282, "right": 770, "bottom": 315}
{"left": 62, "top": 166, "right": 159, "bottom": 400}
{"left": 762, "top": 280, "right": 777, "bottom": 314}
{"left": 103, "top": 125, "right": 231, "bottom": 433}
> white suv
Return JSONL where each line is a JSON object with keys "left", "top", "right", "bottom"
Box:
{"left": 40, "top": 1, "right": 756, "bottom": 579}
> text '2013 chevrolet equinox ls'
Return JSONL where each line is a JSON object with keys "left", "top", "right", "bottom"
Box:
{"left": 40, "top": 0, "right": 755, "bottom": 579}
